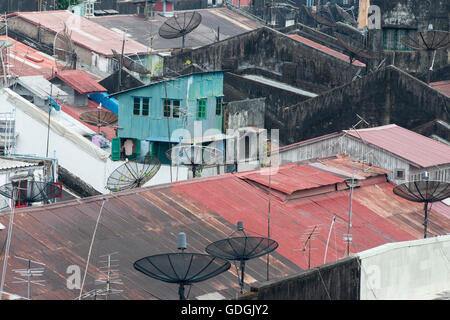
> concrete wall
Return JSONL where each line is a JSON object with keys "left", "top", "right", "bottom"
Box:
{"left": 280, "top": 66, "right": 450, "bottom": 145}
{"left": 225, "top": 97, "right": 266, "bottom": 130}
{"left": 164, "top": 27, "right": 362, "bottom": 94}
{"left": 358, "top": 235, "right": 450, "bottom": 300}
{"left": 239, "top": 256, "right": 360, "bottom": 300}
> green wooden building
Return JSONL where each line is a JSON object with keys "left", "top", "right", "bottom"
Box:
{"left": 111, "top": 71, "right": 225, "bottom": 164}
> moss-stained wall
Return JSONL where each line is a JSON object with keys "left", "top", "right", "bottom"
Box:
{"left": 164, "top": 27, "right": 363, "bottom": 93}
{"left": 281, "top": 66, "right": 449, "bottom": 145}
{"left": 239, "top": 256, "right": 360, "bottom": 300}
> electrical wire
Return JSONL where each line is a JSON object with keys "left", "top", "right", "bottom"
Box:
{"left": 78, "top": 198, "right": 107, "bottom": 300}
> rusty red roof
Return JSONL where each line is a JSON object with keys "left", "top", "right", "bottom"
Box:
{"left": 288, "top": 34, "right": 366, "bottom": 67}
{"left": 52, "top": 69, "right": 107, "bottom": 94}
{"left": 430, "top": 80, "right": 450, "bottom": 97}
{"left": 10, "top": 11, "right": 149, "bottom": 57}
{"left": 345, "top": 124, "right": 450, "bottom": 168}
{"left": 1, "top": 155, "right": 449, "bottom": 299}
{"left": 0, "top": 36, "right": 62, "bottom": 79}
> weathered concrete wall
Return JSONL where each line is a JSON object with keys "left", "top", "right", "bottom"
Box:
{"left": 164, "top": 27, "right": 362, "bottom": 93}
{"left": 239, "top": 256, "right": 360, "bottom": 300}
{"left": 281, "top": 66, "right": 449, "bottom": 145}
{"left": 58, "top": 165, "right": 101, "bottom": 198}
{"left": 358, "top": 235, "right": 450, "bottom": 300}
{"left": 369, "top": 0, "right": 449, "bottom": 75}
{"left": 224, "top": 73, "right": 311, "bottom": 133}
{"left": 0, "top": 0, "right": 37, "bottom": 13}
{"left": 225, "top": 97, "right": 266, "bottom": 130}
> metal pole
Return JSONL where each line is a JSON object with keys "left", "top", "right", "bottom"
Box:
{"left": 0, "top": 187, "right": 16, "bottom": 300}
{"left": 27, "top": 259, "right": 31, "bottom": 300}
{"left": 178, "top": 283, "right": 185, "bottom": 300}
{"left": 424, "top": 202, "right": 429, "bottom": 238}
{"left": 46, "top": 106, "right": 51, "bottom": 158}
{"left": 239, "top": 260, "right": 245, "bottom": 294}
{"left": 308, "top": 236, "right": 311, "bottom": 269}
{"left": 266, "top": 162, "right": 271, "bottom": 281}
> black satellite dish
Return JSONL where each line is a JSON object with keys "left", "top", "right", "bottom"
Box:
{"left": 400, "top": 29, "right": 449, "bottom": 83}
{"left": 158, "top": 11, "right": 202, "bottom": 49}
{"left": 334, "top": 32, "right": 379, "bottom": 65}
{"left": 134, "top": 233, "right": 231, "bottom": 300}
{"left": 393, "top": 179, "right": 450, "bottom": 238}
{"left": 304, "top": 5, "right": 337, "bottom": 27}
{"left": 205, "top": 222, "right": 278, "bottom": 294}
{"left": 106, "top": 158, "right": 161, "bottom": 192}
{"left": 0, "top": 181, "right": 62, "bottom": 204}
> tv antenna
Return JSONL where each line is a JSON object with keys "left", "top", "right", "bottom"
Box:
{"left": 166, "top": 144, "right": 223, "bottom": 178}
{"left": 393, "top": 176, "right": 450, "bottom": 238}
{"left": 205, "top": 222, "right": 279, "bottom": 294}
{"left": 53, "top": 23, "right": 77, "bottom": 70}
{"left": 134, "top": 232, "right": 231, "bottom": 300}
{"left": 12, "top": 256, "right": 46, "bottom": 300}
{"left": 92, "top": 252, "right": 123, "bottom": 300}
{"left": 111, "top": 49, "right": 152, "bottom": 75}
{"left": 158, "top": 11, "right": 202, "bottom": 49}
{"left": 106, "top": 157, "right": 161, "bottom": 192}
{"left": 79, "top": 104, "right": 118, "bottom": 134}
{"left": 400, "top": 28, "right": 449, "bottom": 83}
{"left": 296, "top": 225, "right": 320, "bottom": 269}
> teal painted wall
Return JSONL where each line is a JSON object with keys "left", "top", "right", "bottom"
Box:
{"left": 116, "top": 72, "right": 224, "bottom": 143}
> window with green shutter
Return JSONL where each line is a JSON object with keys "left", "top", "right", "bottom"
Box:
{"left": 383, "top": 28, "right": 415, "bottom": 51}
{"left": 133, "top": 97, "right": 150, "bottom": 116}
{"left": 133, "top": 97, "right": 141, "bottom": 115}
{"left": 197, "top": 98, "right": 207, "bottom": 119}
{"left": 163, "top": 99, "right": 181, "bottom": 118}
{"left": 163, "top": 99, "right": 171, "bottom": 117}
{"left": 215, "top": 97, "right": 223, "bottom": 116}
{"left": 173, "top": 100, "right": 180, "bottom": 118}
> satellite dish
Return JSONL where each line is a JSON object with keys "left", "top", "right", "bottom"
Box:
{"left": 158, "top": 12, "right": 202, "bottom": 49}
{"left": 106, "top": 158, "right": 161, "bottom": 192}
{"left": 166, "top": 144, "right": 222, "bottom": 178}
{"left": 400, "top": 30, "right": 449, "bottom": 51}
{"left": 304, "top": 5, "right": 337, "bottom": 27}
{"left": 400, "top": 30, "right": 449, "bottom": 83}
{"left": 0, "top": 181, "right": 62, "bottom": 204}
{"left": 111, "top": 49, "right": 152, "bottom": 75}
{"left": 393, "top": 180, "right": 450, "bottom": 238}
{"left": 334, "top": 32, "right": 379, "bottom": 63}
{"left": 332, "top": 4, "right": 357, "bottom": 27}
{"left": 79, "top": 106, "right": 118, "bottom": 133}
{"left": 134, "top": 233, "right": 231, "bottom": 300}
{"left": 205, "top": 222, "right": 279, "bottom": 294}
{"left": 53, "top": 23, "right": 77, "bottom": 70}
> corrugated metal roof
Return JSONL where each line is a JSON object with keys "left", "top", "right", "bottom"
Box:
{"left": 288, "top": 34, "right": 366, "bottom": 67}
{"left": 0, "top": 158, "right": 39, "bottom": 170}
{"left": 0, "top": 186, "right": 299, "bottom": 300}
{"left": 1, "top": 155, "right": 449, "bottom": 299}
{"left": 16, "top": 76, "right": 68, "bottom": 100}
{"left": 0, "top": 36, "right": 63, "bottom": 79}
{"left": 344, "top": 124, "right": 450, "bottom": 168}
{"left": 52, "top": 70, "right": 107, "bottom": 94}
{"left": 430, "top": 80, "right": 450, "bottom": 97}
{"left": 90, "top": 8, "right": 262, "bottom": 51}
{"left": 11, "top": 11, "right": 149, "bottom": 57}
